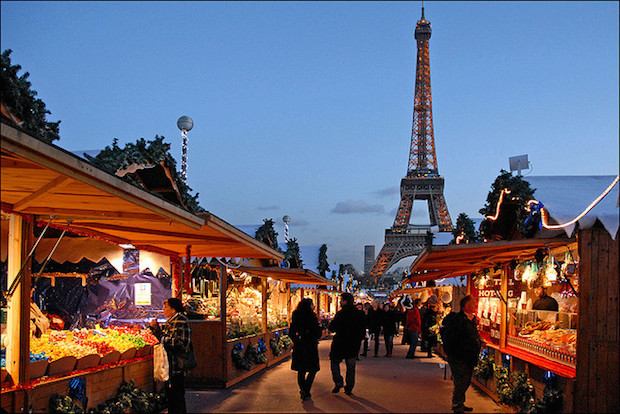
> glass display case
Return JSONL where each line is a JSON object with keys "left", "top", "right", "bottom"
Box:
{"left": 226, "top": 276, "right": 263, "bottom": 340}
{"left": 507, "top": 307, "right": 577, "bottom": 367}
{"left": 183, "top": 279, "right": 221, "bottom": 320}
{"left": 266, "top": 280, "right": 288, "bottom": 331}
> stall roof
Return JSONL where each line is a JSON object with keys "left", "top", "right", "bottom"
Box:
{"left": 1, "top": 122, "right": 284, "bottom": 261}
{"left": 404, "top": 238, "right": 574, "bottom": 284}
{"left": 240, "top": 266, "right": 337, "bottom": 286}
{"left": 526, "top": 175, "right": 619, "bottom": 239}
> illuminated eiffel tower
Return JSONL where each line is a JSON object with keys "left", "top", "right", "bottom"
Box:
{"left": 370, "top": 6, "right": 453, "bottom": 284}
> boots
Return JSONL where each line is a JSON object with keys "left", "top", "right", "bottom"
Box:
{"left": 386, "top": 343, "right": 393, "bottom": 357}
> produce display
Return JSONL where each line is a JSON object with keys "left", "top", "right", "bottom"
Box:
{"left": 29, "top": 326, "right": 158, "bottom": 362}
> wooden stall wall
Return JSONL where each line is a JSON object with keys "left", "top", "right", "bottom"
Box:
{"left": 185, "top": 321, "right": 225, "bottom": 388}
{"left": 1, "top": 358, "right": 153, "bottom": 414}
{"left": 575, "top": 225, "right": 619, "bottom": 413}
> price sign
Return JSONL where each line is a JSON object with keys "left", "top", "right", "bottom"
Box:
{"left": 135, "top": 283, "right": 152, "bottom": 306}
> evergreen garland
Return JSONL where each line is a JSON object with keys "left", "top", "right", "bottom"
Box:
{"left": 473, "top": 352, "right": 495, "bottom": 381}
{"left": 479, "top": 170, "right": 536, "bottom": 240}
{"left": 254, "top": 219, "right": 282, "bottom": 252}
{"left": 1, "top": 49, "right": 61, "bottom": 143}
{"left": 50, "top": 380, "right": 166, "bottom": 414}
{"left": 494, "top": 366, "right": 536, "bottom": 412}
{"left": 84, "top": 135, "right": 204, "bottom": 213}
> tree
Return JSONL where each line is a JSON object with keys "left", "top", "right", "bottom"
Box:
{"left": 318, "top": 244, "right": 330, "bottom": 276}
{"left": 85, "top": 135, "right": 204, "bottom": 213}
{"left": 284, "top": 238, "right": 303, "bottom": 268}
{"left": 451, "top": 212, "right": 479, "bottom": 244}
{"left": 479, "top": 170, "right": 536, "bottom": 240}
{"left": 254, "top": 219, "right": 282, "bottom": 252}
{"left": 1, "top": 49, "right": 61, "bottom": 143}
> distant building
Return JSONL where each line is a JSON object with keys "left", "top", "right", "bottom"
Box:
{"left": 364, "top": 245, "right": 375, "bottom": 274}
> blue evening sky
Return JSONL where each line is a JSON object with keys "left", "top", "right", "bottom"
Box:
{"left": 1, "top": 1, "right": 618, "bottom": 271}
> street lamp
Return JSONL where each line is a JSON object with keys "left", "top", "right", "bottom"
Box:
{"left": 177, "top": 116, "right": 194, "bottom": 182}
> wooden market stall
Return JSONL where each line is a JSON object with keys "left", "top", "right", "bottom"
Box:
{"left": 185, "top": 266, "right": 336, "bottom": 388}
{"left": 1, "top": 122, "right": 284, "bottom": 412}
{"left": 404, "top": 222, "right": 618, "bottom": 412}
{"left": 295, "top": 287, "right": 343, "bottom": 336}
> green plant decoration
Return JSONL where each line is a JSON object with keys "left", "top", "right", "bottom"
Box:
{"left": 270, "top": 337, "right": 284, "bottom": 356}
{"left": 494, "top": 366, "right": 536, "bottom": 412}
{"left": 280, "top": 334, "right": 292, "bottom": 350}
{"left": 473, "top": 353, "right": 495, "bottom": 382}
{"left": 231, "top": 343, "right": 253, "bottom": 371}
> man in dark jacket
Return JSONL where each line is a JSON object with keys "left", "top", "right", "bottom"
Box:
{"left": 328, "top": 292, "right": 366, "bottom": 396}
{"left": 445, "top": 295, "right": 482, "bottom": 414}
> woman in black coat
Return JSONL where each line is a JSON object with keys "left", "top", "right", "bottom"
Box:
{"left": 289, "top": 298, "right": 322, "bottom": 401}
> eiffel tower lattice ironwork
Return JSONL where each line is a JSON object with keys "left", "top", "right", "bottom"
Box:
{"left": 370, "top": 7, "right": 453, "bottom": 284}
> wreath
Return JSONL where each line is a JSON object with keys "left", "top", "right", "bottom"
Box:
{"left": 231, "top": 343, "right": 252, "bottom": 371}
{"left": 245, "top": 340, "right": 267, "bottom": 365}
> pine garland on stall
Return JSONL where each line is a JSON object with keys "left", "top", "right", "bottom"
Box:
{"left": 473, "top": 353, "right": 495, "bottom": 382}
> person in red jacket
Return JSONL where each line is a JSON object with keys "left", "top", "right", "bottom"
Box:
{"left": 404, "top": 298, "right": 422, "bottom": 359}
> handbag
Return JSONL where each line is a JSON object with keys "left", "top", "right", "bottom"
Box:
{"left": 153, "top": 343, "right": 169, "bottom": 382}
{"left": 176, "top": 342, "right": 198, "bottom": 371}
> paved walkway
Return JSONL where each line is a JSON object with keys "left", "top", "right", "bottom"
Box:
{"left": 185, "top": 331, "right": 505, "bottom": 413}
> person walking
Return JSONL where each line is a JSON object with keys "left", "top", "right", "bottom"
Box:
{"left": 404, "top": 298, "right": 422, "bottom": 359}
{"left": 422, "top": 298, "right": 439, "bottom": 358}
{"left": 443, "top": 295, "right": 482, "bottom": 413}
{"left": 367, "top": 300, "right": 384, "bottom": 357}
{"left": 382, "top": 302, "right": 398, "bottom": 357}
{"left": 149, "top": 298, "right": 192, "bottom": 414}
{"left": 289, "top": 298, "right": 322, "bottom": 401}
{"left": 356, "top": 302, "right": 369, "bottom": 358}
{"left": 328, "top": 293, "right": 366, "bottom": 396}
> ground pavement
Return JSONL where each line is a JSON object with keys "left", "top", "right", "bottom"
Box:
{"left": 185, "top": 331, "right": 505, "bottom": 413}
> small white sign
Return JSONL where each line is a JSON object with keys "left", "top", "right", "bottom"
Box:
{"left": 135, "top": 283, "right": 152, "bottom": 306}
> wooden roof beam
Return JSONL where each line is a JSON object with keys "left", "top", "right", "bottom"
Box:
{"left": 12, "top": 175, "right": 70, "bottom": 211}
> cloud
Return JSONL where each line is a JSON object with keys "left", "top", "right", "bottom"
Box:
{"left": 330, "top": 200, "right": 385, "bottom": 214}
{"left": 373, "top": 186, "right": 399, "bottom": 198}
{"left": 256, "top": 205, "right": 280, "bottom": 211}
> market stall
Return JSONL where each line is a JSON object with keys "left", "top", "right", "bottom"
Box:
{"left": 184, "top": 265, "right": 336, "bottom": 388}
{"left": 1, "top": 122, "right": 284, "bottom": 412}
{"left": 297, "top": 288, "right": 342, "bottom": 335}
{"left": 405, "top": 224, "right": 617, "bottom": 413}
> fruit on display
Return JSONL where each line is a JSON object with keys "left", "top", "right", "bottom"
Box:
{"left": 29, "top": 325, "right": 158, "bottom": 362}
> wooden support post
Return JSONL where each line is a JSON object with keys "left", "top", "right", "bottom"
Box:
{"left": 219, "top": 263, "right": 228, "bottom": 380}
{"left": 500, "top": 264, "right": 509, "bottom": 349}
{"left": 261, "top": 277, "right": 268, "bottom": 334}
{"left": 184, "top": 246, "right": 192, "bottom": 295}
{"left": 7, "top": 214, "right": 33, "bottom": 385}
{"left": 286, "top": 283, "right": 291, "bottom": 324}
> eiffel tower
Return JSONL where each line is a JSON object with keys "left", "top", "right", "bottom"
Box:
{"left": 370, "top": 6, "right": 453, "bottom": 284}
